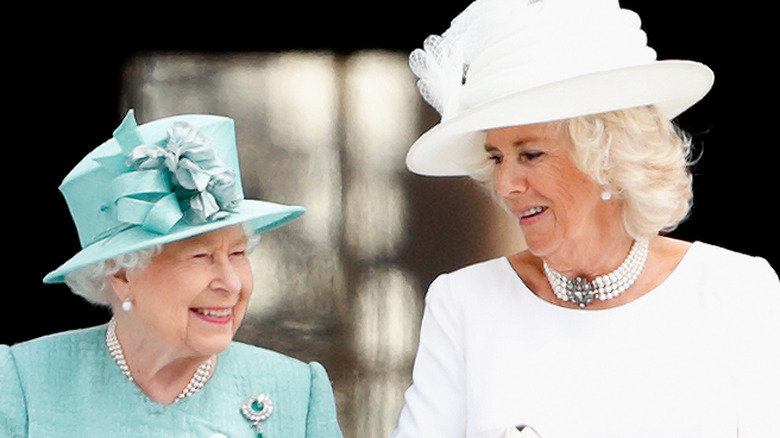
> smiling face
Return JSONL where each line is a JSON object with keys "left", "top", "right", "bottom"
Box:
{"left": 109, "top": 225, "right": 253, "bottom": 360}
{"left": 485, "top": 122, "right": 625, "bottom": 263}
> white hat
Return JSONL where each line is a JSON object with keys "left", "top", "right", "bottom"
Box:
{"left": 406, "top": 0, "right": 714, "bottom": 176}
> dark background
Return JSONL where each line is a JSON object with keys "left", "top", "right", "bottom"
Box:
{"left": 6, "top": 1, "right": 776, "bottom": 346}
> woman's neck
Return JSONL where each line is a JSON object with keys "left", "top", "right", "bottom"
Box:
{"left": 111, "top": 317, "right": 215, "bottom": 405}
{"left": 542, "top": 230, "right": 636, "bottom": 281}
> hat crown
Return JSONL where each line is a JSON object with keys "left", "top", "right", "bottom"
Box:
{"left": 60, "top": 111, "right": 244, "bottom": 248}
{"left": 404, "top": 0, "right": 714, "bottom": 176}
{"left": 410, "top": 0, "right": 656, "bottom": 120}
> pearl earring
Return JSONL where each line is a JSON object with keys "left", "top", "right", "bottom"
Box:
{"left": 121, "top": 298, "right": 133, "bottom": 312}
{"left": 600, "top": 191, "right": 612, "bottom": 201}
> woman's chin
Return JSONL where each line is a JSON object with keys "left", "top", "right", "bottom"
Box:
{"left": 186, "top": 311, "right": 240, "bottom": 355}
{"left": 522, "top": 234, "right": 554, "bottom": 257}
{"left": 186, "top": 334, "right": 233, "bottom": 358}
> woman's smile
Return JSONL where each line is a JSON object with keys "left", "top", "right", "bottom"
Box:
{"left": 515, "top": 205, "right": 548, "bottom": 225}
{"left": 190, "top": 307, "right": 234, "bottom": 325}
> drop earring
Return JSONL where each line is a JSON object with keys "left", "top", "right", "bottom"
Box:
{"left": 600, "top": 191, "right": 612, "bottom": 201}
{"left": 121, "top": 298, "right": 133, "bottom": 312}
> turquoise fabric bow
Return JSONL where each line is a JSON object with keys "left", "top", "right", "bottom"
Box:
{"left": 94, "top": 111, "right": 241, "bottom": 237}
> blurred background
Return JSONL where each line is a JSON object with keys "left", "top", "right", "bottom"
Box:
{"left": 6, "top": 1, "right": 777, "bottom": 437}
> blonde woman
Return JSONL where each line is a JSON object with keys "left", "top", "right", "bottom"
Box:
{"left": 392, "top": 0, "right": 780, "bottom": 437}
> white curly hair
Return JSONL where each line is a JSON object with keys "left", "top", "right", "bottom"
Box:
{"left": 64, "top": 224, "right": 261, "bottom": 307}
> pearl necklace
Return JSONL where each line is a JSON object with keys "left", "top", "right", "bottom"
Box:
{"left": 105, "top": 318, "right": 214, "bottom": 403}
{"left": 543, "top": 239, "right": 649, "bottom": 308}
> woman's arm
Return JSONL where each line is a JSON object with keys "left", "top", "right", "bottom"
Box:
{"left": 393, "top": 274, "right": 468, "bottom": 437}
{"left": 0, "top": 345, "right": 28, "bottom": 437}
{"left": 732, "top": 257, "right": 780, "bottom": 436}
{"left": 306, "top": 361, "right": 343, "bottom": 437}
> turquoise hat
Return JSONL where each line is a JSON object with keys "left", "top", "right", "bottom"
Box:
{"left": 44, "top": 110, "right": 305, "bottom": 284}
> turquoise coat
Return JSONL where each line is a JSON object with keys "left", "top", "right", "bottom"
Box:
{"left": 0, "top": 324, "right": 343, "bottom": 437}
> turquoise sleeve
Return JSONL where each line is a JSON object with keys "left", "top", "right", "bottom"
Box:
{"left": 0, "top": 345, "right": 28, "bottom": 437}
{"left": 305, "top": 361, "right": 343, "bottom": 438}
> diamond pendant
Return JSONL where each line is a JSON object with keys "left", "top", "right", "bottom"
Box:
{"left": 241, "top": 394, "right": 273, "bottom": 437}
{"left": 568, "top": 277, "right": 595, "bottom": 308}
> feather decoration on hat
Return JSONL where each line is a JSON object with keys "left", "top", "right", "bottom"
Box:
{"left": 408, "top": 0, "right": 541, "bottom": 121}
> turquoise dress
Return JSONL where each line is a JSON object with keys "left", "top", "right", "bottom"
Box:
{"left": 0, "top": 324, "right": 343, "bottom": 437}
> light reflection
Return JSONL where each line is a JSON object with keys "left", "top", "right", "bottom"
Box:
{"left": 344, "top": 174, "right": 407, "bottom": 260}
{"left": 342, "top": 51, "right": 416, "bottom": 262}
{"left": 259, "top": 53, "right": 340, "bottom": 151}
{"left": 247, "top": 233, "right": 348, "bottom": 320}
{"left": 352, "top": 267, "right": 422, "bottom": 369}
{"left": 249, "top": 53, "right": 343, "bottom": 248}
{"left": 247, "top": 238, "right": 286, "bottom": 319}
{"left": 350, "top": 371, "right": 412, "bottom": 438}
{"left": 343, "top": 51, "right": 419, "bottom": 172}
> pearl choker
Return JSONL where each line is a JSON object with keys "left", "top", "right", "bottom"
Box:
{"left": 105, "top": 318, "right": 214, "bottom": 403}
{"left": 543, "top": 239, "right": 649, "bottom": 308}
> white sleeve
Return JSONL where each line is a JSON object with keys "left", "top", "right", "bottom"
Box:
{"left": 392, "top": 273, "right": 468, "bottom": 438}
{"left": 732, "top": 257, "right": 780, "bottom": 437}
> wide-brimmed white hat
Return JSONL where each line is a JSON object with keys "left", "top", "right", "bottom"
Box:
{"left": 406, "top": 0, "right": 714, "bottom": 176}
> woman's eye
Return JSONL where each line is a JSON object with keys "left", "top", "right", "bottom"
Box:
{"left": 488, "top": 154, "right": 503, "bottom": 165}
{"left": 229, "top": 246, "right": 249, "bottom": 259}
{"left": 520, "top": 151, "right": 544, "bottom": 162}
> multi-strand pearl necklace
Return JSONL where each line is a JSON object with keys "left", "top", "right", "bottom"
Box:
{"left": 543, "top": 239, "right": 649, "bottom": 308}
{"left": 105, "top": 318, "right": 214, "bottom": 403}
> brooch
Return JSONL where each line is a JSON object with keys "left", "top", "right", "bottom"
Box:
{"left": 241, "top": 394, "right": 274, "bottom": 437}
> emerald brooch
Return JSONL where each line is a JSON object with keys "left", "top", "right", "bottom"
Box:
{"left": 241, "top": 394, "right": 274, "bottom": 437}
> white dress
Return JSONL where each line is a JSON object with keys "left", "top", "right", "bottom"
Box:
{"left": 392, "top": 242, "right": 780, "bottom": 438}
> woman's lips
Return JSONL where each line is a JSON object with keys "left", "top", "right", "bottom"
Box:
{"left": 520, "top": 206, "right": 545, "bottom": 217}
{"left": 516, "top": 206, "right": 548, "bottom": 225}
{"left": 190, "top": 307, "right": 233, "bottom": 324}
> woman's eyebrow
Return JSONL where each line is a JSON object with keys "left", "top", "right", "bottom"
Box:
{"left": 512, "top": 136, "right": 542, "bottom": 147}
{"left": 484, "top": 136, "right": 541, "bottom": 151}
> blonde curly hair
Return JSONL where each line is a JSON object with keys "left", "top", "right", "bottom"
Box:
{"left": 466, "top": 106, "right": 695, "bottom": 241}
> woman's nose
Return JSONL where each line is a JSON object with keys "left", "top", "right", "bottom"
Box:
{"left": 210, "top": 255, "right": 242, "bottom": 294}
{"left": 494, "top": 162, "right": 528, "bottom": 197}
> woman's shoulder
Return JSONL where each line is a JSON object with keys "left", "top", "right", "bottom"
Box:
{"left": 8, "top": 324, "right": 106, "bottom": 364}
{"left": 676, "top": 240, "right": 778, "bottom": 285}
{"left": 2, "top": 324, "right": 109, "bottom": 417}
{"left": 423, "top": 257, "right": 525, "bottom": 309}
{"left": 689, "top": 240, "right": 772, "bottom": 264}
{"left": 433, "top": 256, "right": 515, "bottom": 286}
{"left": 218, "top": 343, "right": 337, "bottom": 410}
{"left": 223, "top": 341, "right": 328, "bottom": 379}
{"left": 226, "top": 341, "right": 304, "bottom": 363}
{"left": 686, "top": 240, "right": 779, "bottom": 295}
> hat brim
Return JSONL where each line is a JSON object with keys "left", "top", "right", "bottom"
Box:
{"left": 406, "top": 60, "right": 714, "bottom": 176}
{"left": 43, "top": 200, "right": 305, "bottom": 284}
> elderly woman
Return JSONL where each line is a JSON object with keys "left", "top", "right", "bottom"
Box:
{"left": 392, "top": 1, "right": 780, "bottom": 437}
{"left": 0, "top": 111, "right": 343, "bottom": 437}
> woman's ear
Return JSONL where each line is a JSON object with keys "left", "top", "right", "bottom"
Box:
{"left": 107, "top": 269, "right": 131, "bottom": 302}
